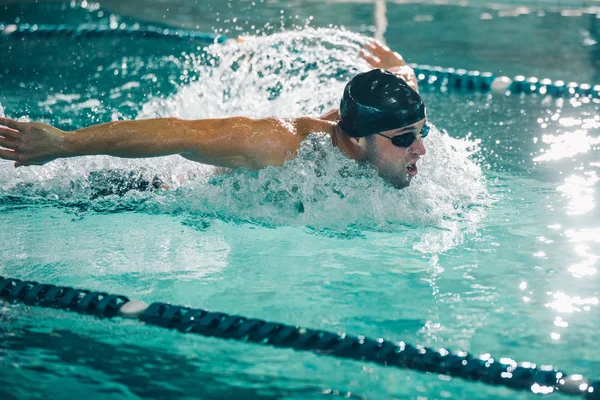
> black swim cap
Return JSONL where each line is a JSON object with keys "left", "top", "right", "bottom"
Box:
{"left": 339, "top": 69, "right": 426, "bottom": 138}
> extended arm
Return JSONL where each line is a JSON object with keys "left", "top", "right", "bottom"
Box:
{"left": 0, "top": 117, "right": 303, "bottom": 169}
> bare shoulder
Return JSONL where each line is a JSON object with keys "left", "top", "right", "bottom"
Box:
{"left": 292, "top": 117, "right": 336, "bottom": 140}
{"left": 201, "top": 116, "right": 334, "bottom": 138}
{"left": 238, "top": 117, "right": 335, "bottom": 168}
{"left": 248, "top": 116, "right": 335, "bottom": 141}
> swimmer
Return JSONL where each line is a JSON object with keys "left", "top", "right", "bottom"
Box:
{"left": 0, "top": 41, "right": 427, "bottom": 189}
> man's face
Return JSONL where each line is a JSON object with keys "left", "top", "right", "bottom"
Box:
{"left": 363, "top": 118, "right": 428, "bottom": 188}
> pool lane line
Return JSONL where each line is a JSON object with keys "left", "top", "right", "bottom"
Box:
{"left": 0, "top": 276, "right": 597, "bottom": 399}
{"left": 1, "top": 22, "right": 598, "bottom": 99}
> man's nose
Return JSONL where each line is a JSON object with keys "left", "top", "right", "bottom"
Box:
{"left": 410, "top": 138, "right": 426, "bottom": 156}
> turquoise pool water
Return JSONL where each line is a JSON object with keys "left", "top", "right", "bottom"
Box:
{"left": 1, "top": 1, "right": 599, "bottom": 399}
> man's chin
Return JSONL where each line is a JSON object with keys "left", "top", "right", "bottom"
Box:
{"left": 391, "top": 179, "right": 410, "bottom": 189}
{"left": 371, "top": 161, "right": 412, "bottom": 189}
{"left": 382, "top": 173, "right": 411, "bottom": 189}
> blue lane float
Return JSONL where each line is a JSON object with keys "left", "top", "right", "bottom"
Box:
{"left": 0, "top": 275, "right": 597, "bottom": 399}
{"left": 410, "top": 64, "right": 600, "bottom": 98}
{"left": 1, "top": 22, "right": 599, "bottom": 98}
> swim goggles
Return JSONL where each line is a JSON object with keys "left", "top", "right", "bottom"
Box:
{"left": 374, "top": 123, "right": 430, "bottom": 148}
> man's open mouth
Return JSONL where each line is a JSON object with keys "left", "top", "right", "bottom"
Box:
{"left": 406, "top": 162, "right": 418, "bottom": 177}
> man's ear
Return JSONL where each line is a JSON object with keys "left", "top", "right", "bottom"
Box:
{"left": 350, "top": 137, "right": 369, "bottom": 158}
{"left": 354, "top": 137, "right": 368, "bottom": 148}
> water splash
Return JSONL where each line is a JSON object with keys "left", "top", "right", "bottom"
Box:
{"left": 139, "top": 28, "right": 367, "bottom": 119}
{"left": 158, "top": 126, "right": 488, "bottom": 236}
{"left": 0, "top": 29, "right": 491, "bottom": 252}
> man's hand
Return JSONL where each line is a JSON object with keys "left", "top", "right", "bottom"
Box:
{"left": 360, "top": 40, "right": 406, "bottom": 70}
{"left": 359, "top": 40, "right": 418, "bottom": 91}
{"left": 0, "top": 118, "right": 69, "bottom": 167}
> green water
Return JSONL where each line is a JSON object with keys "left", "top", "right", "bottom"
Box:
{"left": 0, "top": 1, "right": 599, "bottom": 399}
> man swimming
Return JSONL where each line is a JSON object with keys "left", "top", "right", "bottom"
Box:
{"left": 0, "top": 41, "right": 428, "bottom": 189}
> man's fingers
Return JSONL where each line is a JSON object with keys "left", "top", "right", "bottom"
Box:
{"left": 0, "top": 127, "right": 20, "bottom": 139}
{"left": 363, "top": 41, "right": 384, "bottom": 55}
{"left": 0, "top": 118, "right": 23, "bottom": 131}
{"left": 0, "top": 137, "right": 18, "bottom": 150}
{"left": 365, "top": 40, "right": 389, "bottom": 56}
{"left": 365, "top": 40, "right": 405, "bottom": 65}
{"left": 363, "top": 55, "right": 382, "bottom": 68}
{"left": 359, "top": 50, "right": 382, "bottom": 68}
{"left": 392, "top": 51, "right": 404, "bottom": 61}
{"left": 364, "top": 40, "right": 379, "bottom": 50}
{"left": 0, "top": 149, "right": 19, "bottom": 161}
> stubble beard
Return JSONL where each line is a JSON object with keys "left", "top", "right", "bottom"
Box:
{"left": 364, "top": 140, "right": 411, "bottom": 189}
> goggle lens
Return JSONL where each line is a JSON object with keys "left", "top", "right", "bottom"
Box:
{"left": 388, "top": 123, "right": 430, "bottom": 148}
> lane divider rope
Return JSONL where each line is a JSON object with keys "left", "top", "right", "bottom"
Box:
{"left": 0, "top": 275, "right": 597, "bottom": 399}
{"left": 410, "top": 64, "right": 600, "bottom": 98}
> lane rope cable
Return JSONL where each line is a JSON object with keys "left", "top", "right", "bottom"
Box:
{"left": 0, "top": 276, "right": 598, "bottom": 399}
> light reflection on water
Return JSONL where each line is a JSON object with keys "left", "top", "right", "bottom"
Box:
{"left": 546, "top": 291, "right": 599, "bottom": 313}
{"left": 565, "top": 228, "right": 600, "bottom": 278}
{"left": 557, "top": 172, "right": 598, "bottom": 215}
{"left": 534, "top": 130, "right": 600, "bottom": 162}
{"left": 524, "top": 99, "right": 600, "bottom": 321}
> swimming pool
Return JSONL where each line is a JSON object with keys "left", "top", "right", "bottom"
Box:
{"left": 1, "top": 0, "right": 599, "bottom": 399}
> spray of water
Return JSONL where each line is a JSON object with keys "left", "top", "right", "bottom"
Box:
{"left": 0, "top": 28, "right": 491, "bottom": 252}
